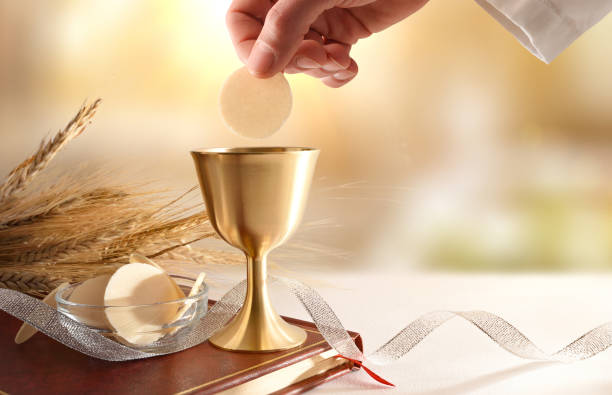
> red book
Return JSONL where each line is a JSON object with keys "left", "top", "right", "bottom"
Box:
{"left": 0, "top": 307, "right": 363, "bottom": 394}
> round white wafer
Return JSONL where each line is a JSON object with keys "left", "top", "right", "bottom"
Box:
{"left": 129, "top": 253, "right": 185, "bottom": 298}
{"left": 103, "top": 263, "right": 184, "bottom": 345}
{"left": 219, "top": 67, "right": 292, "bottom": 138}
{"left": 69, "top": 274, "right": 112, "bottom": 328}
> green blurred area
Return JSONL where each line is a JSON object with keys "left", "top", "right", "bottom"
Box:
{"left": 425, "top": 188, "right": 612, "bottom": 271}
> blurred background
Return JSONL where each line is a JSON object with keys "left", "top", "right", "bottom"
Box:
{"left": 0, "top": 0, "right": 610, "bottom": 272}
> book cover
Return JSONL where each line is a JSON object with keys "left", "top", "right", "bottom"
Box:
{"left": 0, "top": 308, "right": 362, "bottom": 394}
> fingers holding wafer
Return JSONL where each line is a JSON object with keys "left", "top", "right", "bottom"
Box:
{"left": 284, "top": 40, "right": 327, "bottom": 74}
{"left": 284, "top": 40, "right": 358, "bottom": 87}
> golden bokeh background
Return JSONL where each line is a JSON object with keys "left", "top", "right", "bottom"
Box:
{"left": 1, "top": 1, "right": 611, "bottom": 271}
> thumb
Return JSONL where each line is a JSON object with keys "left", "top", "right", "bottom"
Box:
{"left": 247, "top": 0, "right": 334, "bottom": 78}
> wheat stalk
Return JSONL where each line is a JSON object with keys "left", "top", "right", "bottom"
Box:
{"left": 0, "top": 99, "right": 241, "bottom": 296}
{"left": 160, "top": 247, "right": 244, "bottom": 265}
{"left": 1, "top": 188, "right": 126, "bottom": 228}
{"left": 0, "top": 99, "right": 101, "bottom": 202}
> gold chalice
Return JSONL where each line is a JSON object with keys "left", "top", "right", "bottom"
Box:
{"left": 191, "top": 147, "right": 319, "bottom": 352}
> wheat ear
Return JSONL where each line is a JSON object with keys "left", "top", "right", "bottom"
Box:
{"left": 0, "top": 270, "right": 62, "bottom": 297}
{"left": 0, "top": 99, "right": 101, "bottom": 202}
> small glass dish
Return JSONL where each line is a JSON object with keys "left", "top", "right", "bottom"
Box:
{"left": 55, "top": 274, "right": 208, "bottom": 352}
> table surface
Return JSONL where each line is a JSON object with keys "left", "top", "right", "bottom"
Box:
{"left": 5, "top": 267, "right": 612, "bottom": 394}
{"left": 203, "top": 268, "right": 612, "bottom": 395}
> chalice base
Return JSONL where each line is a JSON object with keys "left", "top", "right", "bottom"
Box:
{"left": 209, "top": 302, "right": 307, "bottom": 352}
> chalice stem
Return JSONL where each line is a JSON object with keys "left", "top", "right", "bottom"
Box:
{"left": 246, "top": 254, "right": 270, "bottom": 316}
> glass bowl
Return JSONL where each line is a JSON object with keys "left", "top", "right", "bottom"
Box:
{"left": 55, "top": 274, "right": 208, "bottom": 352}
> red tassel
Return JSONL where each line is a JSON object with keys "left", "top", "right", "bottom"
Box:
{"left": 335, "top": 355, "right": 395, "bottom": 387}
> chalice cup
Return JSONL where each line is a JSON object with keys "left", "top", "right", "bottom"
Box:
{"left": 191, "top": 147, "right": 319, "bottom": 352}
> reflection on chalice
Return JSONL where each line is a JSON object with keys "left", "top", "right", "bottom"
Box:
{"left": 191, "top": 147, "right": 319, "bottom": 352}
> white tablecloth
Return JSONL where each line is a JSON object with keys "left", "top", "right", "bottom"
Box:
{"left": 205, "top": 269, "right": 612, "bottom": 394}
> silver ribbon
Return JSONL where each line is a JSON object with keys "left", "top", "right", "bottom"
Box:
{"left": 1, "top": 276, "right": 612, "bottom": 366}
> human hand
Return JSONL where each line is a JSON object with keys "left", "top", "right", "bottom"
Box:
{"left": 227, "top": 0, "right": 429, "bottom": 87}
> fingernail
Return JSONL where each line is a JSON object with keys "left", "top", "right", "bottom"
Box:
{"left": 247, "top": 41, "right": 276, "bottom": 76}
{"left": 296, "top": 56, "right": 321, "bottom": 69}
{"left": 333, "top": 71, "right": 354, "bottom": 80}
{"left": 322, "top": 62, "right": 343, "bottom": 72}
{"left": 323, "top": 56, "right": 345, "bottom": 72}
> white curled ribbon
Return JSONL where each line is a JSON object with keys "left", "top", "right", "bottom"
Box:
{"left": 1, "top": 276, "right": 612, "bottom": 369}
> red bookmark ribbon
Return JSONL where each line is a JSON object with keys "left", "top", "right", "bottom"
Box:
{"left": 335, "top": 355, "right": 395, "bottom": 387}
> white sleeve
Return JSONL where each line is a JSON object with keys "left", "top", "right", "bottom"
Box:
{"left": 475, "top": 0, "right": 612, "bottom": 63}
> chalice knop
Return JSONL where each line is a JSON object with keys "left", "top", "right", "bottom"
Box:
{"left": 191, "top": 147, "right": 319, "bottom": 352}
